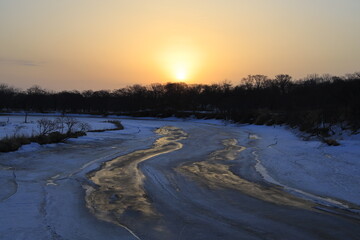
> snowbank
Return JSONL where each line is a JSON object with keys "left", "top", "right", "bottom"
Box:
{"left": 241, "top": 124, "right": 360, "bottom": 206}
{"left": 0, "top": 115, "right": 118, "bottom": 139}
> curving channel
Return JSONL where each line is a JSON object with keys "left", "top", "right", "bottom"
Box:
{"left": 177, "top": 138, "right": 315, "bottom": 210}
{"left": 85, "top": 126, "right": 187, "bottom": 238}
{"left": 85, "top": 125, "right": 360, "bottom": 240}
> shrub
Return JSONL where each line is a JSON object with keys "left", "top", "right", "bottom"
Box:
{"left": 0, "top": 135, "right": 31, "bottom": 152}
{"left": 67, "top": 131, "right": 86, "bottom": 138}
{"left": 0, "top": 116, "right": 89, "bottom": 152}
{"left": 47, "top": 131, "right": 68, "bottom": 143}
{"left": 323, "top": 138, "right": 340, "bottom": 146}
{"left": 31, "top": 131, "right": 87, "bottom": 145}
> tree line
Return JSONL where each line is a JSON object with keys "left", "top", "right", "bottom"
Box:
{"left": 1, "top": 72, "right": 360, "bottom": 135}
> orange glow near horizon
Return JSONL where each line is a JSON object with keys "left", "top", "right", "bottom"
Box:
{"left": 155, "top": 39, "right": 202, "bottom": 83}
{"left": 1, "top": 1, "right": 360, "bottom": 90}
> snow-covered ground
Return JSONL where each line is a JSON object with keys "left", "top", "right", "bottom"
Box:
{"left": 240, "top": 124, "right": 360, "bottom": 207}
{"left": 0, "top": 117, "right": 157, "bottom": 240}
{"left": 0, "top": 115, "right": 359, "bottom": 239}
{"left": 0, "top": 115, "right": 118, "bottom": 139}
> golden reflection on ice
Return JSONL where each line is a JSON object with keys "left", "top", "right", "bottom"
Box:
{"left": 178, "top": 138, "right": 314, "bottom": 210}
{"left": 209, "top": 139, "right": 246, "bottom": 161}
{"left": 86, "top": 126, "right": 187, "bottom": 223}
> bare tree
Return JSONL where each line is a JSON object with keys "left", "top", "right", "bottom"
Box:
{"left": 78, "top": 122, "right": 91, "bottom": 132}
{"left": 37, "top": 118, "right": 58, "bottom": 136}
{"left": 273, "top": 74, "right": 292, "bottom": 94}
{"left": 64, "top": 116, "right": 79, "bottom": 134}
{"left": 55, "top": 117, "right": 65, "bottom": 133}
{"left": 241, "top": 75, "right": 268, "bottom": 89}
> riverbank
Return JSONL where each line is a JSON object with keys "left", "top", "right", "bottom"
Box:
{"left": 0, "top": 118, "right": 359, "bottom": 239}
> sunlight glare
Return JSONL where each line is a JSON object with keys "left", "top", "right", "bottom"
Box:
{"left": 174, "top": 65, "right": 187, "bottom": 81}
{"left": 156, "top": 40, "right": 202, "bottom": 82}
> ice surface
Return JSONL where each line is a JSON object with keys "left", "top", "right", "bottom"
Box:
{"left": 0, "top": 115, "right": 359, "bottom": 239}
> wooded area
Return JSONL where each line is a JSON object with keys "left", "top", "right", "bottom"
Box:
{"left": 1, "top": 73, "right": 360, "bottom": 135}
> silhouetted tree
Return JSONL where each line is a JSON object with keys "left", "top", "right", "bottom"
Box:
{"left": 1, "top": 71, "right": 360, "bottom": 132}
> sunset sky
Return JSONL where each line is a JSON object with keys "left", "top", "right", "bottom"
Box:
{"left": 1, "top": 0, "right": 360, "bottom": 91}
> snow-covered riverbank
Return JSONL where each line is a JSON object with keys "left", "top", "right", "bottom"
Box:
{"left": 241, "top": 124, "right": 360, "bottom": 206}
{"left": 0, "top": 115, "right": 118, "bottom": 139}
{"left": 0, "top": 116, "right": 359, "bottom": 239}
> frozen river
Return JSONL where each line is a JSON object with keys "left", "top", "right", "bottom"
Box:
{"left": 0, "top": 117, "right": 360, "bottom": 239}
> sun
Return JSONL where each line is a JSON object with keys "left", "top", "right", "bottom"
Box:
{"left": 175, "top": 70, "right": 187, "bottom": 80}
{"left": 171, "top": 61, "right": 191, "bottom": 82}
{"left": 155, "top": 40, "right": 201, "bottom": 82}
{"left": 174, "top": 64, "right": 188, "bottom": 81}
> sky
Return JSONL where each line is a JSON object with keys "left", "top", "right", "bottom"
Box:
{"left": 1, "top": 0, "right": 360, "bottom": 91}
